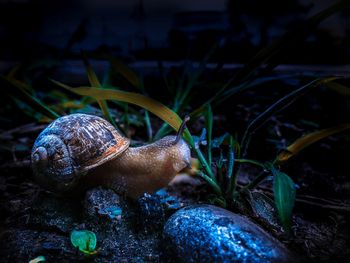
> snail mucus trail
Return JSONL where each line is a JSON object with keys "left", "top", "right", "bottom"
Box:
{"left": 31, "top": 114, "right": 191, "bottom": 199}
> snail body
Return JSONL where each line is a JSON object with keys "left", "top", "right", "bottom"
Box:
{"left": 31, "top": 113, "right": 191, "bottom": 199}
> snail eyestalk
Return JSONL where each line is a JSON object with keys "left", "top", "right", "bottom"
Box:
{"left": 174, "top": 115, "right": 190, "bottom": 144}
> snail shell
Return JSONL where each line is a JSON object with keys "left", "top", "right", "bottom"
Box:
{"left": 31, "top": 114, "right": 129, "bottom": 192}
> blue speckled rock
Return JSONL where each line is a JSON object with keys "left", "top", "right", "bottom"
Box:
{"left": 163, "top": 205, "right": 294, "bottom": 263}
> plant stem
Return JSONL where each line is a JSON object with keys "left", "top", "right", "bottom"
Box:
{"left": 242, "top": 170, "right": 269, "bottom": 190}
{"left": 144, "top": 110, "right": 153, "bottom": 141}
{"left": 234, "top": 159, "right": 266, "bottom": 169}
{"left": 185, "top": 127, "right": 221, "bottom": 196}
{"left": 234, "top": 159, "right": 269, "bottom": 191}
{"left": 195, "top": 147, "right": 215, "bottom": 180}
{"left": 197, "top": 171, "right": 222, "bottom": 195}
{"left": 226, "top": 146, "right": 235, "bottom": 195}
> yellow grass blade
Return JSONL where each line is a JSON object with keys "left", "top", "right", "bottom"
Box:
{"left": 324, "top": 81, "right": 350, "bottom": 96}
{"left": 83, "top": 57, "right": 117, "bottom": 127}
{"left": 277, "top": 123, "right": 350, "bottom": 163}
{"left": 51, "top": 80, "right": 193, "bottom": 142}
{"left": 108, "top": 57, "right": 141, "bottom": 89}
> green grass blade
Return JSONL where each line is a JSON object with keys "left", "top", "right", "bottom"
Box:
{"left": 190, "top": 74, "right": 306, "bottom": 120}
{"left": 240, "top": 77, "right": 337, "bottom": 156}
{"left": 276, "top": 123, "right": 350, "bottom": 164}
{"left": 226, "top": 141, "right": 235, "bottom": 194}
{"left": 272, "top": 167, "right": 296, "bottom": 231}
{"left": 139, "top": 75, "right": 153, "bottom": 141}
{"left": 1, "top": 76, "right": 60, "bottom": 120}
{"left": 180, "top": 41, "right": 219, "bottom": 103}
{"left": 205, "top": 104, "right": 213, "bottom": 167}
{"left": 144, "top": 110, "right": 153, "bottom": 141}
{"left": 82, "top": 56, "right": 117, "bottom": 128}
{"left": 155, "top": 42, "right": 219, "bottom": 140}
{"left": 197, "top": 171, "right": 222, "bottom": 196}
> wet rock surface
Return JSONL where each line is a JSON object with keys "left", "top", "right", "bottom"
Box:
{"left": 163, "top": 205, "right": 294, "bottom": 263}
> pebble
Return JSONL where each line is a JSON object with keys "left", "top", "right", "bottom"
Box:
{"left": 163, "top": 205, "right": 295, "bottom": 263}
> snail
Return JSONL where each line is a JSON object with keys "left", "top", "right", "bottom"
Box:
{"left": 31, "top": 113, "right": 191, "bottom": 199}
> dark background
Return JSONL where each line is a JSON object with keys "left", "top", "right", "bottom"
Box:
{"left": 0, "top": 0, "right": 349, "bottom": 64}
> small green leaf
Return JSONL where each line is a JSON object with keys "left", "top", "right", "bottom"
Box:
{"left": 272, "top": 167, "right": 296, "bottom": 231}
{"left": 70, "top": 230, "right": 97, "bottom": 254}
{"left": 29, "top": 255, "right": 46, "bottom": 263}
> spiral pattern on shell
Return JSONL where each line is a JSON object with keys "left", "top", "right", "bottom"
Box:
{"left": 31, "top": 134, "right": 76, "bottom": 192}
{"left": 31, "top": 113, "right": 129, "bottom": 192}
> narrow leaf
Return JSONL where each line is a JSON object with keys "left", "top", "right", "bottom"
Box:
{"left": 144, "top": 110, "right": 153, "bottom": 141}
{"left": 272, "top": 167, "right": 296, "bottom": 231}
{"left": 108, "top": 57, "right": 141, "bottom": 89}
{"left": 155, "top": 42, "right": 219, "bottom": 140}
{"left": 82, "top": 57, "right": 117, "bottom": 128}
{"left": 205, "top": 104, "right": 213, "bottom": 166}
{"left": 324, "top": 81, "right": 350, "bottom": 96}
{"left": 240, "top": 77, "right": 337, "bottom": 156}
{"left": 1, "top": 76, "right": 60, "bottom": 120}
{"left": 277, "top": 123, "right": 350, "bottom": 163}
{"left": 226, "top": 136, "right": 235, "bottom": 180}
{"left": 83, "top": 57, "right": 102, "bottom": 89}
{"left": 51, "top": 80, "right": 193, "bottom": 144}
{"left": 226, "top": 140, "right": 236, "bottom": 195}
